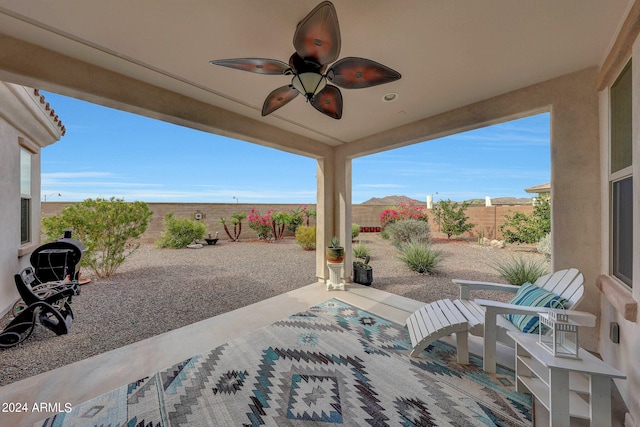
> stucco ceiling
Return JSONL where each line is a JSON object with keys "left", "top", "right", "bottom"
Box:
{"left": 0, "top": 0, "right": 633, "bottom": 156}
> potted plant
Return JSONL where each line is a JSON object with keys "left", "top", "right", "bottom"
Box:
{"left": 326, "top": 236, "right": 345, "bottom": 263}
{"left": 204, "top": 232, "right": 219, "bottom": 245}
{"left": 353, "top": 243, "right": 373, "bottom": 285}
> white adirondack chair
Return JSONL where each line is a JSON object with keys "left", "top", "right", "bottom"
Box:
{"left": 406, "top": 268, "right": 592, "bottom": 373}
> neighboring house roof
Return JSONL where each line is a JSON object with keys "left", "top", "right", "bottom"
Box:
{"left": 0, "top": 83, "right": 65, "bottom": 147}
{"left": 33, "top": 88, "right": 65, "bottom": 136}
{"left": 524, "top": 182, "right": 550, "bottom": 194}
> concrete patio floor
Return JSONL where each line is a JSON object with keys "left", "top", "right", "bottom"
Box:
{"left": 0, "top": 282, "right": 626, "bottom": 426}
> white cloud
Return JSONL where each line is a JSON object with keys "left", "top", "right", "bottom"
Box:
{"left": 42, "top": 171, "right": 114, "bottom": 180}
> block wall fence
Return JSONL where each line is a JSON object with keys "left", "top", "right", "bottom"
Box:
{"left": 41, "top": 202, "right": 534, "bottom": 243}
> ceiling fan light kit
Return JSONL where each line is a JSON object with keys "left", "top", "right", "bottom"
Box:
{"left": 291, "top": 72, "right": 327, "bottom": 100}
{"left": 210, "top": 1, "right": 401, "bottom": 119}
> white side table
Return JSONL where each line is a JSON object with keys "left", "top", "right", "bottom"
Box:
{"left": 326, "top": 262, "right": 345, "bottom": 290}
{"left": 507, "top": 331, "right": 625, "bottom": 427}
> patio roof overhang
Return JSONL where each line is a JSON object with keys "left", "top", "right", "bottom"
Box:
{"left": 0, "top": 0, "right": 632, "bottom": 158}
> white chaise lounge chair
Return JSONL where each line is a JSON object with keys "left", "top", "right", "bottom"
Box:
{"left": 405, "top": 268, "right": 593, "bottom": 373}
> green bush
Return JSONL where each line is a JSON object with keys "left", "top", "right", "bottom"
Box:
{"left": 499, "top": 195, "right": 550, "bottom": 243}
{"left": 385, "top": 219, "right": 431, "bottom": 249}
{"left": 156, "top": 212, "right": 207, "bottom": 249}
{"left": 42, "top": 197, "right": 152, "bottom": 278}
{"left": 295, "top": 225, "right": 316, "bottom": 250}
{"left": 432, "top": 199, "right": 475, "bottom": 239}
{"left": 352, "top": 242, "right": 371, "bottom": 259}
{"left": 286, "top": 205, "right": 315, "bottom": 233}
{"left": 398, "top": 240, "right": 442, "bottom": 274}
{"left": 352, "top": 223, "right": 360, "bottom": 240}
{"left": 537, "top": 233, "right": 551, "bottom": 260}
{"left": 491, "top": 255, "right": 549, "bottom": 285}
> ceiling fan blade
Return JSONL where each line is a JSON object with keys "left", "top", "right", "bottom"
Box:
{"left": 328, "top": 57, "right": 401, "bottom": 89}
{"left": 293, "top": 1, "right": 341, "bottom": 66}
{"left": 311, "top": 85, "right": 343, "bottom": 119}
{"left": 262, "top": 85, "right": 299, "bottom": 116}
{"left": 210, "top": 58, "right": 290, "bottom": 75}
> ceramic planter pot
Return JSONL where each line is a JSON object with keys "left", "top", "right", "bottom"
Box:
{"left": 326, "top": 246, "right": 345, "bottom": 263}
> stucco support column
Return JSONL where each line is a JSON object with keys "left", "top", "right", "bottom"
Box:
{"left": 550, "top": 69, "right": 601, "bottom": 351}
{"left": 315, "top": 151, "right": 352, "bottom": 282}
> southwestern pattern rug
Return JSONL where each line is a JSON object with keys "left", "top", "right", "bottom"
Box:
{"left": 36, "top": 299, "right": 532, "bottom": 426}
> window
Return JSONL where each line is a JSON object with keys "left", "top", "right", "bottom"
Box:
{"left": 20, "top": 147, "right": 32, "bottom": 245}
{"left": 612, "top": 177, "right": 632, "bottom": 286}
{"left": 609, "top": 60, "right": 633, "bottom": 287}
{"left": 611, "top": 61, "right": 632, "bottom": 174}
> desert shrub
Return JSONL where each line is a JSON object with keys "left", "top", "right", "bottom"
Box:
{"left": 42, "top": 197, "right": 152, "bottom": 278}
{"left": 537, "top": 233, "right": 551, "bottom": 260}
{"left": 386, "top": 219, "right": 431, "bottom": 249}
{"left": 352, "top": 242, "right": 371, "bottom": 259}
{"left": 499, "top": 195, "right": 550, "bottom": 243}
{"left": 398, "top": 240, "right": 442, "bottom": 274}
{"left": 352, "top": 223, "right": 360, "bottom": 239}
{"left": 432, "top": 199, "right": 475, "bottom": 239}
{"left": 295, "top": 225, "right": 316, "bottom": 250}
{"left": 491, "top": 255, "right": 549, "bottom": 285}
{"left": 156, "top": 212, "right": 207, "bottom": 249}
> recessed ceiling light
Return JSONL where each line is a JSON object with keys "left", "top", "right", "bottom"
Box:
{"left": 383, "top": 93, "right": 398, "bottom": 102}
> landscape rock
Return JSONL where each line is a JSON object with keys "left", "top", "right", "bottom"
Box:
{"left": 490, "top": 239, "right": 505, "bottom": 248}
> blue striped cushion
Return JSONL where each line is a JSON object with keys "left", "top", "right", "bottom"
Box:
{"left": 505, "top": 282, "right": 568, "bottom": 333}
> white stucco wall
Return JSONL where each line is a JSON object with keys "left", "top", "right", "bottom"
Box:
{"left": 597, "top": 33, "right": 640, "bottom": 427}
{"left": 0, "top": 83, "right": 63, "bottom": 315}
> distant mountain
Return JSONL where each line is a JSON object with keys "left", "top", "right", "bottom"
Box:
{"left": 486, "top": 197, "right": 532, "bottom": 205}
{"left": 360, "top": 195, "right": 424, "bottom": 205}
{"left": 360, "top": 195, "right": 531, "bottom": 205}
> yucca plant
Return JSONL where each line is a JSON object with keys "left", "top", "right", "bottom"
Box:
{"left": 398, "top": 240, "right": 442, "bottom": 274}
{"left": 491, "top": 254, "right": 549, "bottom": 285}
{"left": 353, "top": 242, "right": 372, "bottom": 271}
{"left": 352, "top": 242, "right": 371, "bottom": 260}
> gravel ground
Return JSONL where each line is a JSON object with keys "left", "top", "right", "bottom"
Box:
{"left": 0, "top": 233, "right": 546, "bottom": 386}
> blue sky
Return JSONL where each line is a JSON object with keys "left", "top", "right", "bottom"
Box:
{"left": 41, "top": 92, "right": 550, "bottom": 204}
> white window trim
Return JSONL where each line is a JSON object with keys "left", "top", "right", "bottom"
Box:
{"left": 19, "top": 140, "right": 35, "bottom": 251}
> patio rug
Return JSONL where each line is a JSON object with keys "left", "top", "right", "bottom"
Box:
{"left": 35, "top": 298, "right": 532, "bottom": 426}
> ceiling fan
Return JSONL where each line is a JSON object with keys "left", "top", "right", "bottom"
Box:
{"left": 209, "top": 1, "right": 401, "bottom": 119}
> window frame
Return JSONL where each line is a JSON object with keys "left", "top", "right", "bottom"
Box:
{"left": 19, "top": 145, "right": 34, "bottom": 246}
{"left": 610, "top": 175, "right": 633, "bottom": 287}
{"left": 608, "top": 60, "right": 633, "bottom": 289}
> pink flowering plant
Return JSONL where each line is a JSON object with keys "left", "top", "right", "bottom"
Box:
{"left": 248, "top": 209, "right": 274, "bottom": 241}
{"left": 249, "top": 206, "right": 317, "bottom": 241}
{"left": 380, "top": 209, "right": 400, "bottom": 229}
{"left": 380, "top": 201, "right": 429, "bottom": 229}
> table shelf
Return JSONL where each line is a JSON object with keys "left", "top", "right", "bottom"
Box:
{"left": 508, "top": 331, "right": 625, "bottom": 427}
{"left": 517, "top": 376, "right": 591, "bottom": 419}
